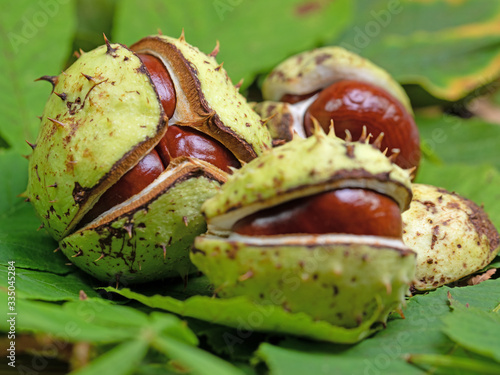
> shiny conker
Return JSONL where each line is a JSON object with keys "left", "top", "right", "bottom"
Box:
{"left": 28, "top": 34, "right": 272, "bottom": 284}
{"left": 233, "top": 188, "right": 402, "bottom": 238}
{"left": 300, "top": 80, "right": 420, "bottom": 170}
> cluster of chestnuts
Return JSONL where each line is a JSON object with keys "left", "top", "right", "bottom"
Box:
{"left": 27, "top": 33, "right": 499, "bottom": 338}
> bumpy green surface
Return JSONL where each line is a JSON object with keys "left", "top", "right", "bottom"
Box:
{"left": 27, "top": 44, "right": 163, "bottom": 240}
{"left": 61, "top": 168, "right": 221, "bottom": 283}
{"left": 203, "top": 130, "right": 412, "bottom": 234}
{"left": 262, "top": 46, "right": 413, "bottom": 113}
{"left": 192, "top": 234, "right": 415, "bottom": 328}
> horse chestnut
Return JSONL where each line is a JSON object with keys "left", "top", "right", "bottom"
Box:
{"left": 27, "top": 33, "right": 272, "bottom": 283}
{"left": 258, "top": 47, "right": 420, "bottom": 172}
{"left": 191, "top": 127, "right": 416, "bottom": 334}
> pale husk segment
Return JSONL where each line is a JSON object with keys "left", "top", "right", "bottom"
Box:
{"left": 402, "top": 183, "right": 500, "bottom": 290}
{"left": 28, "top": 43, "right": 165, "bottom": 240}
{"left": 262, "top": 46, "right": 412, "bottom": 113}
{"left": 192, "top": 234, "right": 415, "bottom": 329}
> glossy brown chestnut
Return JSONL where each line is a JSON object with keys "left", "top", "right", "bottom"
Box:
{"left": 138, "top": 54, "right": 176, "bottom": 118}
{"left": 80, "top": 149, "right": 164, "bottom": 225}
{"left": 303, "top": 80, "right": 420, "bottom": 170}
{"left": 232, "top": 188, "right": 402, "bottom": 238}
{"left": 156, "top": 125, "right": 241, "bottom": 173}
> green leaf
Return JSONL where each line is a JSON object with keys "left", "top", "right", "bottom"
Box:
{"left": 442, "top": 300, "right": 500, "bottom": 362}
{"left": 70, "top": 0, "right": 118, "bottom": 56}
{"left": 0, "top": 0, "right": 76, "bottom": 152}
{"left": 153, "top": 335, "right": 246, "bottom": 375}
{"left": 331, "top": 0, "right": 500, "bottom": 101}
{"left": 70, "top": 340, "right": 149, "bottom": 375}
{"left": 0, "top": 203, "right": 68, "bottom": 273}
{"left": 62, "top": 299, "right": 150, "bottom": 330}
{"left": 0, "top": 266, "right": 99, "bottom": 301}
{"left": 0, "top": 146, "right": 68, "bottom": 273}
{"left": 0, "top": 293, "right": 140, "bottom": 343}
{"left": 255, "top": 340, "right": 423, "bottom": 375}
{"left": 415, "top": 113, "right": 500, "bottom": 231}
{"left": 0, "top": 150, "right": 28, "bottom": 215}
{"left": 191, "top": 321, "right": 265, "bottom": 361}
{"left": 149, "top": 312, "right": 199, "bottom": 346}
{"left": 133, "top": 365, "right": 182, "bottom": 375}
{"left": 407, "top": 354, "right": 500, "bottom": 375}
{"left": 254, "top": 280, "right": 500, "bottom": 375}
{"left": 106, "top": 287, "right": 387, "bottom": 344}
{"left": 114, "top": 0, "right": 353, "bottom": 90}
{"left": 417, "top": 114, "right": 500, "bottom": 170}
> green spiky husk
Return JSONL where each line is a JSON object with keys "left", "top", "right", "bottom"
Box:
{"left": 28, "top": 43, "right": 165, "bottom": 241}
{"left": 61, "top": 163, "right": 222, "bottom": 283}
{"left": 131, "top": 35, "right": 272, "bottom": 161}
{"left": 192, "top": 234, "right": 415, "bottom": 328}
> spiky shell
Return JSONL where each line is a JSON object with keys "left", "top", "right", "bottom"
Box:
{"left": 203, "top": 128, "right": 412, "bottom": 236}
{"left": 130, "top": 35, "right": 272, "bottom": 162}
{"left": 27, "top": 34, "right": 272, "bottom": 283}
{"left": 402, "top": 183, "right": 500, "bottom": 290}
{"left": 61, "top": 158, "right": 222, "bottom": 283}
{"left": 28, "top": 43, "right": 165, "bottom": 241}
{"left": 192, "top": 234, "right": 415, "bottom": 328}
{"left": 262, "top": 46, "right": 412, "bottom": 114}
{"left": 191, "top": 129, "right": 416, "bottom": 333}
{"left": 250, "top": 101, "right": 296, "bottom": 143}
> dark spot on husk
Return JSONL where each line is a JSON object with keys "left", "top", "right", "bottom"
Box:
{"left": 416, "top": 199, "right": 437, "bottom": 214}
{"left": 315, "top": 53, "right": 331, "bottom": 65}
{"left": 431, "top": 225, "right": 440, "bottom": 250}
{"left": 459, "top": 194, "right": 500, "bottom": 254}
{"left": 72, "top": 182, "right": 89, "bottom": 204}
{"left": 345, "top": 143, "right": 355, "bottom": 158}
{"left": 34, "top": 164, "right": 41, "bottom": 182}
{"left": 136, "top": 64, "right": 149, "bottom": 75}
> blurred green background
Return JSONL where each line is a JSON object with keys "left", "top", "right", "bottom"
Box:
{"left": 2, "top": 0, "right": 500, "bottom": 155}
